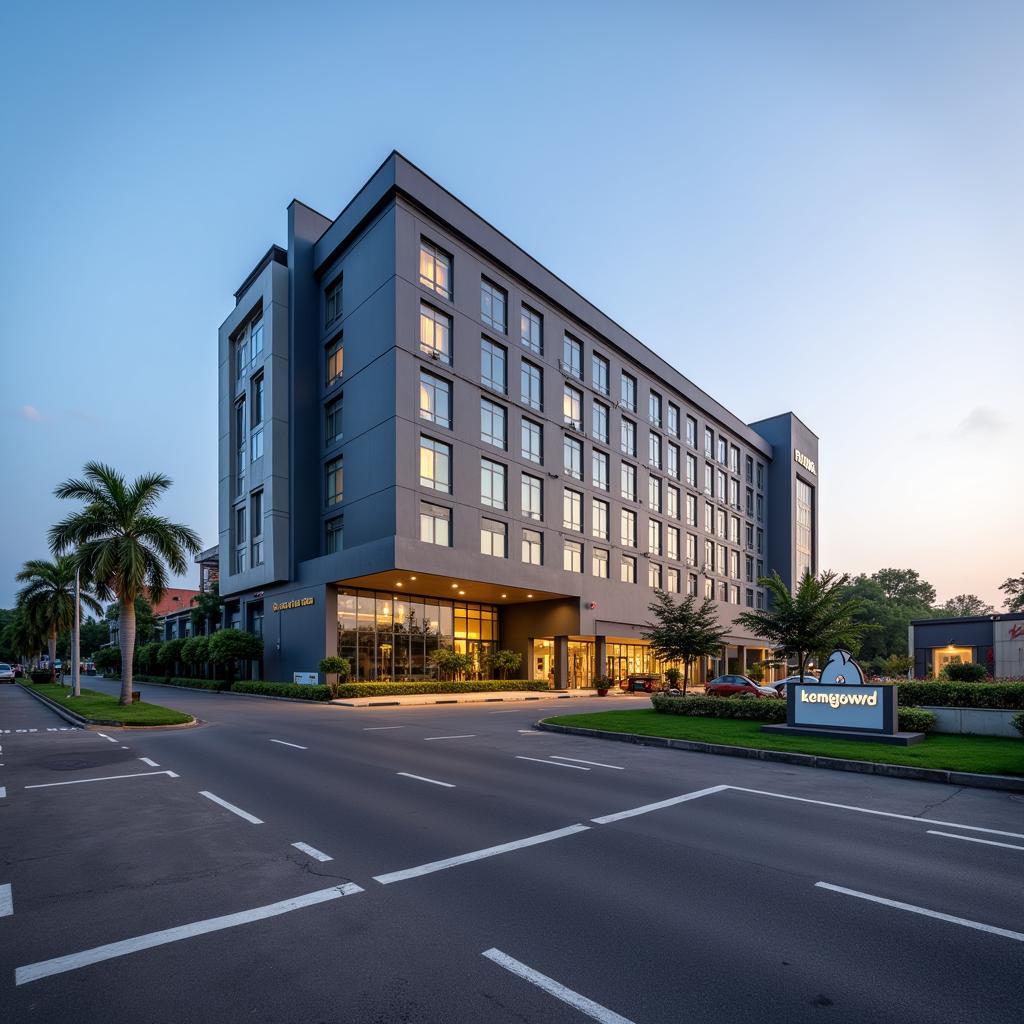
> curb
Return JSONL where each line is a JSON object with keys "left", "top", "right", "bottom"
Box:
{"left": 331, "top": 693, "right": 580, "bottom": 708}
{"left": 129, "top": 679, "right": 335, "bottom": 706}
{"left": 17, "top": 683, "right": 199, "bottom": 730}
{"left": 535, "top": 721, "right": 1024, "bottom": 793}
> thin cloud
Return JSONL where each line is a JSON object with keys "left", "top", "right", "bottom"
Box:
{"left": 18, "top": 404, "right": 42, "bottom": 422}
{"left": 958, "top": 406, "right": 1007, "bottom": 436}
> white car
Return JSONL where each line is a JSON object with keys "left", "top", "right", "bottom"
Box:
{"left": 770, "top": 675, "right": 818, "bottom": 698}
{"left": 0, "top": 662, "right": 15, "bottom": 683}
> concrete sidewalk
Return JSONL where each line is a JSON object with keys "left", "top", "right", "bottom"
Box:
{"left": 330, "top": 689, "right": 646, "bottom": 708}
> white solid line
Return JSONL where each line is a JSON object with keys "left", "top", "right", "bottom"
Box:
{"left": 927, "top": 830, "right": 1024, "bottom": 852}
{"left": 200, "top": 791, "right": 264, "bottom": 824}
{"left": 25, "top": 771, "right": 177, "bottom": 790}
{"left": 96, "top": 733, "right": 118, "bottom": 744}
{"left": 516, "top": 756, "right": 589, "bottom": 771}
{"left": 482, "top": 948, "right": 634, "bottom": 1024}
{"left": 423, "top": 734, "right": 476, "bottom": 741}
{"left": 374, "top": 824, "right": 590, "bottom": 885}
{"left": 269, "top": 739, "right": 308, "bottom": 750}
{"left": 591, "top": 785, "right": 729, "bottom": 824}
{"left": 815, "top": 882, "right": 1024, "bottom": 942}
{"left": 518, "top": 730, "right": 542, "bottom": 735}
{"left": 551, "top": 756, "right": 625, "bottom": 770}
{"left": 727, "top": 786, "right": 1024, "bottom": 841}
{"left": 138, "top": 757, "right": 160, "bottom": 768}
{"left": 489, "top": 710, "right": 518, "bottom": 714}
{"left": 15, "top": 882, "right": 363, "bottom": 985}
{"left": 397, "top": 772, "right": 456, "bottom": 788}
{"left": 292, "top": 842, "right": 333, "bottom": 862}
{"left": 363, "top": 726, "right": 405, "bottom": 730}
{"left": 0, "top": 883, "right": 11, "bottom": 918}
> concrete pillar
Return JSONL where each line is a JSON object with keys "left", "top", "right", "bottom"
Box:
{"left": 553, "top": 635, "right": 569, "bottom": 690}
{"left": 594, "top": 635, "right": 607, "bottom": 681}
{"left": 736, "top": 644, "right": 746, "bottom": 674}
{"left": 699, "top": 657, "right": 708, "bottom": 687}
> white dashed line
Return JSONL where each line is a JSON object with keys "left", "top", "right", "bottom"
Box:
{"left": 363, "top": 726, "right": 405, "bottom": 731}
{"left": 292, "top": 842, "right": 333, "bottom": 862}
{"left": 0, "top": 883, "right": 12, "bottom": 918}
{"left": 138, "top": 757, "right": 160, "bottom": 768}
{"left": 515, "top": 756, "right": 589, "bottom": 770}
{"left": 423, "top": 734, "right": 476, "bottom": 741}
{"left": 25, "top": 771, "right": 178, "bottom": 789}
{"left": 96, "top": 733, "right": 118, "bottom": 744}
{"left": 396, "top": 772, "right": 455, "bottom": 788}
{"left": 550, "top": 756, "right": 624, "bottom": 770}
{"left": 927, "top": 830, "right": 1024, "bottom": 852}
{"left": 269, "top": 739, "right": 308, "bottom": 750}
{"left": 591, "top": 785, "right": 729, "bottom": 824}
{"left": 199, "top": 791, "right": 264, "bottom": 824}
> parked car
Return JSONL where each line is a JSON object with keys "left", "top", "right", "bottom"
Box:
{"left": 769, "top": 674, "right": 818, "bottom": 698}
{"left": 12, "top": 662, "right": 24, "bottom": 678}
{"left": 0, "top": 662, "right": 15, "bottom": 684}
{"left": 706, "top": 674, "right": 780, "bottom": 698}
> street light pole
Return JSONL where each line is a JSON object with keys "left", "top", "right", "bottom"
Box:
{"left": 72, "top": 567, "right": 81, "bottom": 698}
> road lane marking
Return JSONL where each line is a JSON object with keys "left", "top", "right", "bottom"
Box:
{"left": 815, "top": 882, "right": 1024, "bottom": 942}
{"left": 516, "top": 756, "right": 589, "bottom": 770}
{"left": 423, "top": 734, "right": 476, "bottom": 741}
{"left": 373, "top": 824, "right": 590, "bottom": 885}
{"left": 292, "top": 842, "right": 333, "bottom": 862}
{"left": 363, "top": 726, "right": 405, "bottom": 731}
{"left": 727, "top": 786, "right": 1024, "bottom": 841}
{"left": 96, "top": 733, "right": 118, "bottom": 744}
{"left": 14, "top": 883, "right": 364, "bottom": 985}
{"left": 397, "top": 772, "right": 456, "bottom": 788}
{"left": 25, "top": 771, "right": 178, "bottom": 790}
{"left": 269, "top": 739, "right": 308, "bottom": 750}
{"left": 138, "top": 757, "right": 160, "bottom": 767}
{"left": 199, "top": 791, "right": 264, "bottom": 824}
{"left": 489, "top": 710, "right": 518, "bottom": 714}
{"left": 0, "top": 883, "right": 11, "bottom": 918}
{"left": 927, "top": 830, "right": 1024, "bottom": 852}
{"left": 517, "top": 730, "right": 542, "bottom": 735}
{"left": 482, "top": 948, "right": 635, "bottom": 1024}
{"left": 591, "top": 785, "right": 729, "bottom": 824}
{"left": 0, "top": 787, "right": 6, "bottom": 799}
{"left": 551, "top": 756, "right": 624, "bottom": 770}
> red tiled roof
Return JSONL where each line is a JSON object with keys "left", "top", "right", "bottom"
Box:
{"left": 146, "top": 588, "right": 201, "bottom": 617}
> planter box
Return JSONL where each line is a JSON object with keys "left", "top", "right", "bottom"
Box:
{"left": 921, "top": 706, "right": 1020, "bottom": 738}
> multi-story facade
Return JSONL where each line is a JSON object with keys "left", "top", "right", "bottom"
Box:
{"left": 218, "top": 152, "right": 819, "bottom": 688}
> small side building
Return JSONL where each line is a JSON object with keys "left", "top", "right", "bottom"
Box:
{"left": 909, "top": 613, "right": 1024, "bottom": 679}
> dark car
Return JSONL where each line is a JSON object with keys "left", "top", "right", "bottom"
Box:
{"left": 706, "top": 674, "right": 780, "bottom": 698}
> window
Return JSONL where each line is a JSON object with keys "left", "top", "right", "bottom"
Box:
{"left": 250, "top": 491, "right": 263, "bottom": 567}
{"left": 562, "top": 333, "right": 583, "bottom": 379}
{"left": 756, "top": 493, "right": 764, "bottom": 522}
{"left": 717, "top": 437, "right": 728, "bottom": 464}
{"left": 326, "top": 515, "right": 344, "bottom": 553}
{"left": 521, "top": 418, "right": 543, "bottom": 464}
{"left": 592, "top": 353, "right": 609, "bottom": 395}
{"left": 592, "top": 547, "right": 609, "bottom": 578}
{"left": 796, "top": 478, "right": 814, "bottom": 580}
{"left": 716, "top": 469, "right": 726, "bottom": 500}
{"left": 521, "top": 305, "right": 543, "bottom": 353}
{"left": 704, "top": 427, "right": 714, "bottom": 457}
{"left": 756, "top": 462, "right": 765, "bottom": 489}
{"left": 235, "top": 399, "right": 246, "bottom": 494}
{"left": 592, "top": 449, "right": 609, "bottom": 490}
{"left": 592, "top": 498, "right": 609, "bottom": 540}
{"left": 326, "top": 338, "right": 343, "bottom": 386}
{"left": 481, "top": 338, "right": 507, "bottom": 393}
{"left": 667, "top": 403, "right": 679, "bottom": 438}
{"left": 420, "top": 304, "right": 452, "bottom": 363}
{"left": 688, "top": 573, "right": 698, "bottom": 596}
{"left": 522, "top": 528, "right": 542, "bottom": 565}
{"left": 480, "top": 398, "right": 506, "bottom": 449}
{"left": 621, "top": 508, "right": 637, "bottom": 547}
{"left": 325, "top": 457, "right": 343, "bottom": 506}
{"left": 563, "top": 434, "right": 583, "bottom": 479}
{"left": 686, "top": 415, "right": 697, "bottom": 448}
{"left": 563, "top": 488, "right": 582, "bottom": 531}
{"left": 250, "top": 376, "right": 264, "bottom": 461}
{"left": 730, "top": 584, "right": 740, "bottom": 605}
{"left": 563, "top": 539, "right": 583, "bottom": 573}
{"left": 757, "top": 529, "right": 764, "bottom": 555}
{"left": 667, "top": 526, "right": 680, "bottom": 561}
{"left": 325, "top": 278, "right": 343, "bottom": 325}
{"left": 235, "top": 329, "right": 249, "bottom": 382}
{"left": 704, "top": 463, "right": 713, "bottom": 496}
{"left": 745, "top": 455, "right": 754, "bottom": 484}
{"left": 745, "top": 523, "right": 754, "bottom": 549}
{"left": 521, "top": 359, "right": 543, "bottom": 411}
{"left": 686, "top": 494, "right": 696, "bottom": 527}
{"left": 686, "top": 532, "right": 697, "bottom": 566}
{"left": 729, "top": 478, "right": 740, "bottom": 509}
{"left": 419, "top": 372, "right": 451, "bottom": 428}
{"left": 521, "top": 473, "right": 543, "bottom": 521}
{"left": 620, "top": 372, "right": 636, "bottom": 412}
{"left": 648, "top": 475, "right": 662, "bottom": 512}
{"left": 234, "top": 505, "right": 247, "bottom": 574}
{"left": 729, "top": 515, "right": 740, "bottom": 544}
{"left": 667, "top": 567, "right": 680, "bottom": 593}
{"left": 621, "top": 417, "right": 636, "bottom": 457}
{"left": 419, "top": 437, "right": 451, "bottom": 492}
{"left": 648, "top": 562, "right": 662, "bottom": 589}
{"left": 621, "top": 462, "right": 637, "bottom": 502}
{"left": 705, "top": 501, "right": 714, "bottom": 533}
{"left": 481, "top": 518, "right": 507, "bottom": 558}
{"left": 419, "top": 239, "right": 452, "bottom": 299}
{"left": 746, "top": 487, "right": 754, "bottom": 516}
{"left": 480, "top": 278, "right": 507, "bottom": 332}
{"left": 730, "top": 550, "right": 740, "bottom": 580}
{"left": 648, "top": 432, "right": 661, "bottom": 469}
{"left": 729, "top": 445, "right": 740, "bottom": 474}
{"left": 648, "top": 518, "right": 662, "bottom": 556}
{"left": 704, "top": 539, "right": 714, "bottom": 570}
{"left": 592, "top": 400, "right": 609, "bottom": 444}
{"left": 705, "top": 577, "right": 714, "bottom": 600}
{"left": 563, "top": 384, "right": 582, "bottom": 427}
{"left": 717, "top": 543, "right": 727, "bottom": 576}
{"left": 746, "top": 588, "right": 754, "bottom": 608}
{"left": 667, "top": 443, "right": 679, "bottom": 480}
{"left": 686, "top": 453, "right": 697, "bottom": 487}
{"left": 420, "top": 502, "right": 451, "bottom": 546}
{"left": 649, "top": 391, "right": 662, "bottom": 427}
{"left": 745, "top": 555, "right": 754, "bottom": 582}
{"left": 667, "top": 485, "right": 680, "bottom": 520}
{"left": 621, "top": 554, "right": 637, "bottom": 584}
{"left": 481, "top": 458, "right": 507, "bottom": 509}
{"left": 250, "top": 317, "right": 263, "bottom": 366}
{"left": 718, "top": 581, "right": 728, "bottom": 602}
{"left": 326, "top": 394, "right": 344, "bottom": 444}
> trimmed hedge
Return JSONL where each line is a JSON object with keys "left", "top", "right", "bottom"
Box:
{"left": 897, "top": 681, "right": 1024, "bottom": 710}
{"left": 134, "top": 674, "right": 225, "bottom": 692}
{"left": 331, "top": 679, "right": 545, "bottom": 698}
{"left": 897, "top": 707, "right": 937, "bottom": 733}
{"left": 30, "top": 669, "right": 53, "bottom": 685}
{"left": 231, "top": 680, "right": 332, "bottom": 701}
{"left": 1012, "top": 712, "right": 1024, "bottom": 738}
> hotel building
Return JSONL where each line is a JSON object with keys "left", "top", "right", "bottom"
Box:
{"left": 218, "top": 153, "right": 819, "bottom": 688}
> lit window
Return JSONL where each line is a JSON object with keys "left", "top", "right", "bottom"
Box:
{"left": 621, "top": 508, "right": 637, "bottom": 547}
{"left": 648, "top": 562, "right": 662, "bottom": 589}
{"left": 521, "top": 305, "right": 543, "bottom": 353}
{"left": 480, "top": 518, "right": 507, "bottom": 558}
{"left": 326, "top": 339, "right": 343, "bottom": 387}
{"left": 563, "top": 435, "right": 582, "bottom": 479}
{"left": 592, "top": 498, "right": 609, "bottom": 540}
{"left": 563, "top": 539, "right": 583, "bottom": 573}
{"left": 592, "top": 547, "right": 609, "bottom": 578}
{"left": 419, "top": 437, "right": 451, "bottom": 492}
{"left": 522, "top": 528, "right": 543, "bottom": 565}
{"left": 563, "top": 384, "right": 582, "bottom": 426}
{"left": 562, "top": 488, "right": 582, "bottom": 532}
{"left": 419, "top": 239, "right": 452, "bottom": 299}
{"left": 621, "top": 554, "right": 636, "bottom": 584}
{"left": 419, "top": 304, "right": 452, "bottom": 364}
{"left": 521, "top": 473, "right": 543, "bottom": 521}
{"left": 419, "top": 372, "right": 451, "bottom": 429}
{"left": 420, "top": 503, "right": 451, "bottom": 546}
{"left": 667, "top": 567, "right": 680, "bottom": 593}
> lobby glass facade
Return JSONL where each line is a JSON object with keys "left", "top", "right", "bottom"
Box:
{"left": 337, "top": 588, "right": 498, "bottom": 680}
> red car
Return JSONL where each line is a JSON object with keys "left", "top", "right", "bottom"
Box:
{"left": 705, "top": 674, "right": 780, "bottom": 698}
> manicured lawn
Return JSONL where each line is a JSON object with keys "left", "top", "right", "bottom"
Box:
{"left": 26, "top": 683, "right": 193, "bottom": 726}
{"left": 543, "top": 709, "right": 1024, "bottom": 776}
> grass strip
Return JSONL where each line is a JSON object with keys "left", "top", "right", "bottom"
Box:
{"left": 26, "top": 683, "right": 193, "bottom": 726}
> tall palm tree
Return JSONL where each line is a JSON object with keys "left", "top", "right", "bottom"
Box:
{"left": 4, "top": 604, "right": 48, "bottom": 670}
{"left": 16, "top": 556, "right": 101, "bottom": 681}
{"left": 50, "top": 462, "right": 201, "bottom": 706}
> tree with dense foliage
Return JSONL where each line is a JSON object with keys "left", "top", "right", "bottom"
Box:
{"left": 872, "top": 568, "right": 937, "bottom": 607}
{"left": 937, "top": 594, "right": 994, "bottom": 617}
{"left": 16, "top": 556, "right": 101, "bottom": 682}
{"left": 838, "top": 570, "right": 936, "bottom": 668}
{"left": 158, "top": 638, "right": 187, "bottom": 677}
{"left": 429, "top": 646, "right": 473, "bottom": 681}
{"left": 642, "top": 590, "right": 728, "bottom": 695}
{"left": 0, "top": 606, "right": 47, "bottom": 667}
{"left": 208, "top": 629, "right": 263, "bottom": 686}
{"left": 92, "top": 646, "right": 121, "bottom": 674}
{"left": 50, "top": 462, "right": 201, "bottom": 705}
{"left": 735, "top": 570, "right": 869, "bottom": 683}
{"left": 190, "top": 583, "right": 223, "bottom": 635}
{"left": 319, "top": 655, "right": 352, "bottom": 697}
{"left": 999, "top": 572, "right": 1024, "bottom": 613}
{"left": 486, "top": 649, "right": 523, "bottom": 679}
{"left": 181, "top": 635, "right": 210, "bottom": 676}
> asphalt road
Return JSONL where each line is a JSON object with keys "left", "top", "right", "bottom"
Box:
{"left": 1, "top": 680, "right": 1022, "bottom": 1024}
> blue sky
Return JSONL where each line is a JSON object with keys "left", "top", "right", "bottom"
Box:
{"left": 1, "top": 0, "right": 1021, "bottom": 608}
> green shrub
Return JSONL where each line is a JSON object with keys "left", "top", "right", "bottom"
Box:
{"left": 944, "top": 662, "right": 988, "bottom": 683}
{"left": 897, "top": 707, "right": 936, "bottom": 733}
{"left": 1012, "top": 711, "right": 1024, "bottom": 738}
{"left": 318, "top": 656, "right": 352, "bottom": 698}
{"left": 158, "top": 638, "right": 187, "bottom": 674}
{"left": 486, "top": 649, "right": 523, "bottom": 679}
{"left": 231, "top": 680, "right": 332, "bottom": 701}
{"left": 30, "top": 669, "right": 53, "bottom": 685}
{"left": 651, "top": 692, "right": 787, "bottom": 722}
{"left": 208, "top": 629, "right": 263, "bottom": 685}
{"left": 181, "top": 636, "right": 210, "bottom": 676}
{"left": 93, "top": 647, "right": 120, "bottom": 673}
{"left": 166, "top": 676, "right": 229, "bottom": 691}
{"left": 897, "top": 681, "right": 1024, "bottom": 710}
{"left": 331, "top": 679, "right": 544, "bottom": 698}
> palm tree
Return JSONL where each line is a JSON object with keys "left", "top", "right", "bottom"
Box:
{"left": 16, "top": 556, "right": 101, "bottom": 681}
{"left": 50, "top": 462, "right": 201, "bottom": 705}
{"left": 3, "top": 605, "right": 48, "bottom": 670}
{"left": 734, "top": 570, "right": 869, "bottom": 682}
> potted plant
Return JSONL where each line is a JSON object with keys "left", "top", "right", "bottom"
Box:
{"left": 664, "top": 667, "right": 681, "bottom": 691}
{"left": 593, "top": 676, "right": 612, "bottom": 697}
